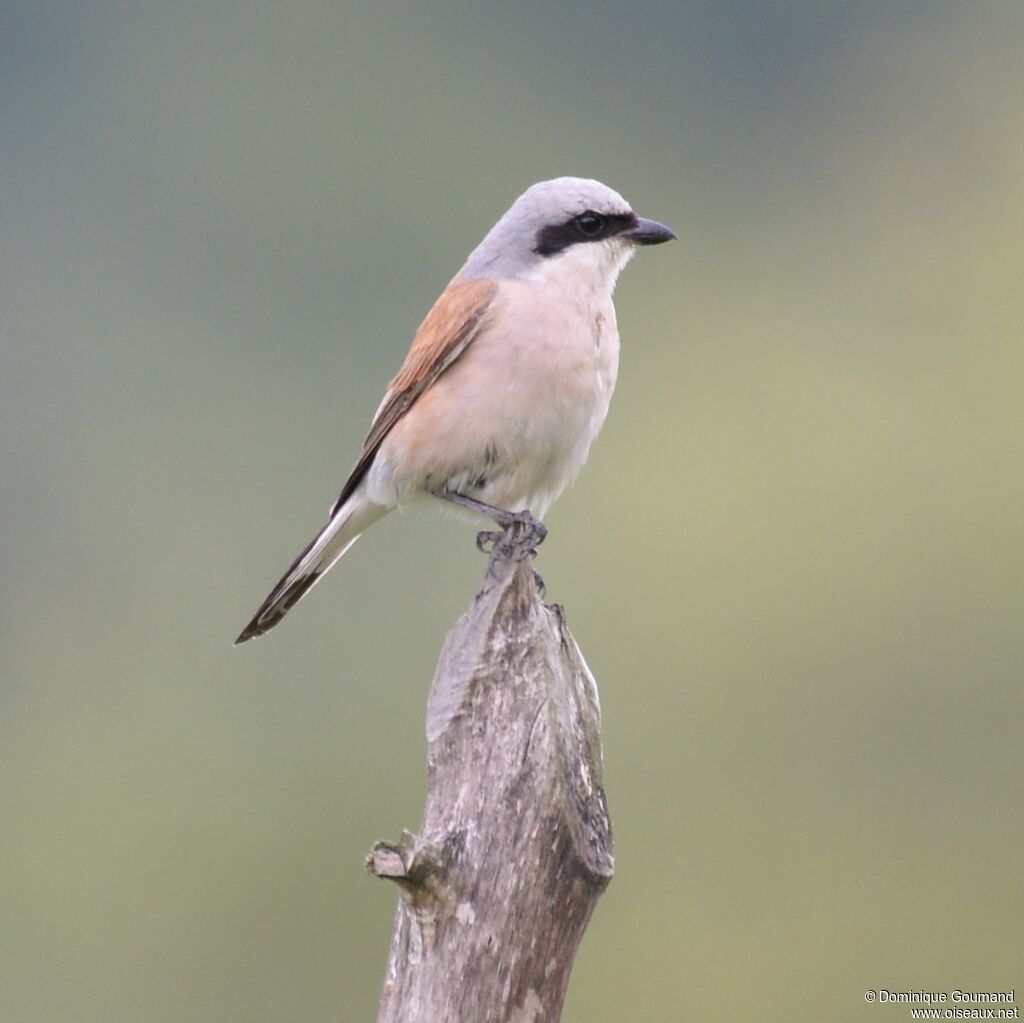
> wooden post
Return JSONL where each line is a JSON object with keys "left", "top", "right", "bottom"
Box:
{"left": 366, "top": 528, "right": 614, "bottom": 1023}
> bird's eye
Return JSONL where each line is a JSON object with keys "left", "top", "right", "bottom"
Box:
{"left": 575, "top": 212, "right": 605, "bottom": 237}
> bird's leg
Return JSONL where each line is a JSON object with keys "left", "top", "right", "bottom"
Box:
{"left": 435, "top": 489, "right": 521, "bottom": 529}
{"left": 434, "top": 488, "right": 548, "bottom": 559}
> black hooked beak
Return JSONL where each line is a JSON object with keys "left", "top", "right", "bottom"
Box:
{"left": 623, "top": 216, "right": 677, "bottom": 246}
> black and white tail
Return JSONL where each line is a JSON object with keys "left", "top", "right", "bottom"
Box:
{"left": 235, "top": 496, "right": 382, "bottom": 643}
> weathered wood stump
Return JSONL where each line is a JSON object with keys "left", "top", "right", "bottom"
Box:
{"left": 366, "top": 528, "right": 614, "bottom": 1022}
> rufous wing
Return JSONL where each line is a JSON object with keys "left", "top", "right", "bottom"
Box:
{"left": 329, "top": 276, "right": 497, "bottom": 517}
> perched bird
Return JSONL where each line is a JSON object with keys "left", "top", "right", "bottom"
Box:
{"left": 236, "top": 177, "right": 674, "bottom": 643}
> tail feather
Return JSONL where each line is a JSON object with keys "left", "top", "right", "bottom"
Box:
{"left": 235, "top": 497, "right": 382, "bottom": 643}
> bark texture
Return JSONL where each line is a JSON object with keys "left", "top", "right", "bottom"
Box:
{"left": 366, "top": 534, "right": 614, "bottom": 1023}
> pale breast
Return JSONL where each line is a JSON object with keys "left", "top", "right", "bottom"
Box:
{"left": 371, "top": 276, "right": 620, "bottom": 516}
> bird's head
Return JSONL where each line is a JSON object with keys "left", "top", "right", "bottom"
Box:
{"left": 460, "top": 176, "right": 675, "bottom": 294}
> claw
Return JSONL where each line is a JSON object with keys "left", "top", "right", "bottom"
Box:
{"left": 475, "top": 530, "right": 500, "bottom": 553}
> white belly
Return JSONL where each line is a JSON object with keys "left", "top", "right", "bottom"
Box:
{"left": 369, "top": 276, "right": 621, "bottom": 519}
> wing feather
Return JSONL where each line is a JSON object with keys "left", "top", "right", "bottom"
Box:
{"left": 329, "top": 277, "right": 496, "bottom": 517}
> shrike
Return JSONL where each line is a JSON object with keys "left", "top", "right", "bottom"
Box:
{"left": 236, "top": 177, "right": 674, "bottom": 643}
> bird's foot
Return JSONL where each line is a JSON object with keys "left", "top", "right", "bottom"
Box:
{"left": 485, "top": 513, "right": 548, "bottom": 596}
{"left": 477, "top": 514, "right": 547, "bottom": 598}
{"left": 491, "top": 509, "right": 547, "bottom": 562}
{"left": 437, "top": 488, "right": 547, "bottom": 557}
{"left": 435, "top": 489, "right": 547, "bottom": 592}
{"left": 508, "top": 509, "right": 547, "bottom": 552}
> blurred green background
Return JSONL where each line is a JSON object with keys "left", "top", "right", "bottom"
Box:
{"left": 3, "top": 2, "right": 1022, "bottom": 1020}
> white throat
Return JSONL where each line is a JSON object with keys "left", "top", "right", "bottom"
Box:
{"left": 523, "top": 240, "right": 635, "bottom": 304}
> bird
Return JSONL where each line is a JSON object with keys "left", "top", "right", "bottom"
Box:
{"left": 235, "top": 176, "right": 675, "bottom": 643}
